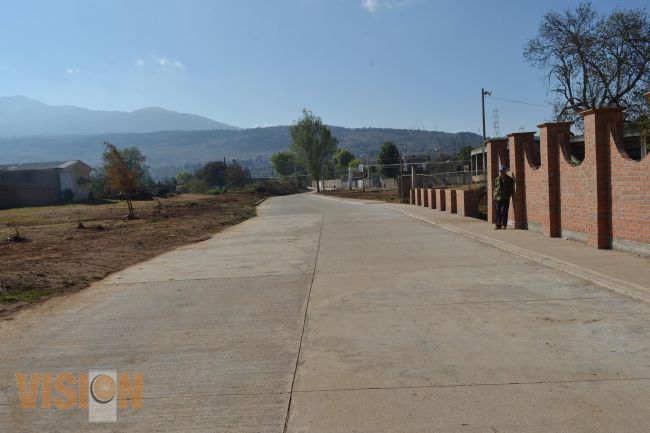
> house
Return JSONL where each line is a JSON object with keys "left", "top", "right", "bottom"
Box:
{"left": 0, "top": 160, "right": 92, "bottom": 209}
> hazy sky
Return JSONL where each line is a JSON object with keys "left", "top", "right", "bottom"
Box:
{"left": 1, "top": 0, "right": 646, "bottom": 133}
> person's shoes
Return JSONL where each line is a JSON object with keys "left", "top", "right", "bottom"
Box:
{"left": 502, "top": 226, "right": 507, "bottom": 230}
{"left": 495, "top": 226, "right": 501, "bottom": 230}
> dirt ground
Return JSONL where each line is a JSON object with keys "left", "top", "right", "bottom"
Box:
{"left": 320, "top": 189, "right": 404, "bottom": 203}
{"left": 0, "top": 193, "right": 263, "bottom": 318}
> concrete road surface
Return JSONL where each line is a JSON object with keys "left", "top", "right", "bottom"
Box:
{"left": 1, "top": 193, "right": 650, "bottom": 432}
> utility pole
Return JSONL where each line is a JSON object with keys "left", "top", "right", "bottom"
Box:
{"left": 481, "top": 88, "right": 491, "bottom": 175}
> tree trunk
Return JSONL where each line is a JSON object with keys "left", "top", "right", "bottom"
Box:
{"left": 126, "top": 198, "right": 136, "bottom": 219}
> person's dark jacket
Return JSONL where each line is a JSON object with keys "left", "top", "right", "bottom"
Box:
{"left": 493, "top": 175, "right": 513, "bottom": 202}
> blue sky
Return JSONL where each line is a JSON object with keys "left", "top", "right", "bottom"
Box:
{"left": 0, "top": 0, "right": 646, "bottom": 134}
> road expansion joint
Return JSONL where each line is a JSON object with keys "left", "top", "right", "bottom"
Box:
{"left": 282, "top": 212, "right": 325, "bottom": 433}
{"left": 101, "top": 272, "right": 316, "bottom": 286}
{"left": 307, "top": 296, "right": 626, "bottom": 312}
{"left": 292, "top": 376, "right": 650, "bottom": 394}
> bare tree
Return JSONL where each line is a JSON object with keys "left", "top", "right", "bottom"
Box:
{"left": 524, "top": 3, "right": 650, "bottom": 123}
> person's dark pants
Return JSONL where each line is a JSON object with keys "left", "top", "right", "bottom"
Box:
{"left": 495, "top": 199, "right": 510, "bottom": 228}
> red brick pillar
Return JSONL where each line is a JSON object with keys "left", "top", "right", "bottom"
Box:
{"left": 507, "top": 132, "right": 535, "bottom": 229}
{"left": 428, "top": 188, "right": 436, "bottom": 209}
{"left": 438, "top": 189, "right": 446, "bottom": 211}
{"left": 537, "top": 122, "right": 571, "bottom": 237}
{"left": 410, "top": 188, "right": 415, "bottom": 204}
{"left": 487, "top": 139, "right": 508, "bottom": 224}
{"left": 421, "top": 188, "right": 428, "bottom": 207}
{"left": 581, "top": 108, "right": 621, "bottom": 249}
{"left": 445, "top": 189, "right": 457, "bottom": 214}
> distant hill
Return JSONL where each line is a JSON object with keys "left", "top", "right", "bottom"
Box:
{"left": 0, "top": 126, "right": 482, "bottom": 173}
{"left": 0, "top": 96, "right": 239, "bottom": 136}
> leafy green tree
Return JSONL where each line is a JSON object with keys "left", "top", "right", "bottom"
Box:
{"left": 226, "top": 160, "right": 251, "bottom": 189}
{"left": 348, "top": 158, "right": 363, "bottom": 173}
{"left": 271, "top": 151, "right": 299, "bottom": 176}
{"left": 334, "top": 149, "right": 355, "bottom": 170}
{"left": 377, "top": 141, "right": 400, "bottom": 180}
{"left": 196, "top": 160, "right": 226, "bottom": 186}
{"left": 524, "top": 3, "right": 650, "bottom": 123}
{"left": 114, "top": 146, "right": 152, "bottom": 187}
{"left": 175, "top": 170, "right": 194, "bottom": 185}
{"left": 289, "top": 109, "right": 338, "bottom": 192}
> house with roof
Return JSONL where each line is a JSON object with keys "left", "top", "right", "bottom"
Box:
{"left": 0, "top": 160, "right": 92, "bottom": 209}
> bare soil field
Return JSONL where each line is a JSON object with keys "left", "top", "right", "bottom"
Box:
{"left": 0, "top": 193, "right": 263, "bottom": 318}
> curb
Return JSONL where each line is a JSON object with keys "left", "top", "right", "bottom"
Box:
{"left": 254, "top": 196, "right": 269, "bottom": 206}
{"left": 392, "top": 207, "right": 650, "bottom": 303}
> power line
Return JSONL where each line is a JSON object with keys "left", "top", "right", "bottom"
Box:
{"left": 487, "top": 95, "right": 549, "bottom": 107}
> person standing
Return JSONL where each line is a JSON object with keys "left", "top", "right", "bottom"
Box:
{"left": 493, "top": 165, "right": 513, "bottom": 230}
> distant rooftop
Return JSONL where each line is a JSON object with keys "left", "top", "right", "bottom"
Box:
{"left": 0, "top": 160, "right": 90, "bottom": 171}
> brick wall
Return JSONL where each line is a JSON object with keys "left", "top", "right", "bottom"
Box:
{"left": 491, "top": 107, "right": 649, "bottom": 254}
{"left": 608, "top": 110, "right": 650, "bottom": 254}
{"left": 414, "top": 105, "right": 650, "bottom": 255}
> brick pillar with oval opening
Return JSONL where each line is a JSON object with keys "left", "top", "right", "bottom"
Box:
{"left": 557, "top": 109, "right": 614, "bottom": 248}
{"left": 536, "top": 122, "right": 570, "bottom": 237}
{"left": 508, "top": 132, "right": 535, "bottom": 229}
{"left": 604, "top": 106, "right": 650, "bottom": 255}
{"left": 584, "top": 108, "right": 620, "bottom": 248}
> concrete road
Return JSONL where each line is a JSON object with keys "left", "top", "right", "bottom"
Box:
{"left": 1, "top": 193, "right": 650, "bottom": 432}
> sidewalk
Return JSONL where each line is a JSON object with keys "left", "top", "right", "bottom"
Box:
{"left": 391, "top": 202, "right": 650, "bottom": 302}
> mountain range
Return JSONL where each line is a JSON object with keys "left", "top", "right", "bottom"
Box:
{"left": 0, "top": 96, "right": 239, "bottom": 136}
{"left": 0, "top": 97, "right": 482, "bottom": 176}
